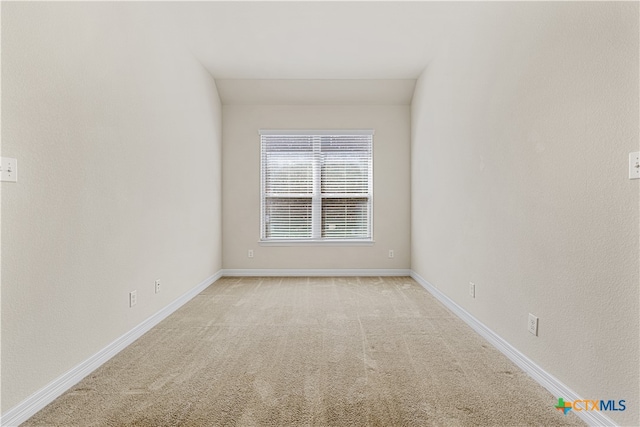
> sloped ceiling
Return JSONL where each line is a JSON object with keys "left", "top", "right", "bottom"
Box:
{"left": 168, "top": 2, "right": 453, "bottom": 80}
{"left": 159, "top": 1, "right": 463, "bottom": 104}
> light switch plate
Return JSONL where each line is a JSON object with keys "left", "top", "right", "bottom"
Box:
{"left": 630, "top": 152, "right": 640, "bottom": 180}
{"left": 1, "top": 157, "right": 17, "bottom": 182}
{"left": 528, "top": 313, "right": 538, "bottom": 336}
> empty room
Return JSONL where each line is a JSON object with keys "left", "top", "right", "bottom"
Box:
{"left": 1, "top": 1, "right": 638, "bottom": 426}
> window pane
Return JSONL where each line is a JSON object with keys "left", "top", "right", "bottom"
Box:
{"left": 265, "top": 152, "right": 313, "bottom": 194}
{"left": 321, "top": 135, "right": 371, "bottom": 194}
{"left": 321, "top": 152, "right": 369, "bottom": 194}
{"left": 322, "top": 198, "right": 369, "bottom": 238}
{"left": 265, "top": 198, "right": 312, "bottom": 238}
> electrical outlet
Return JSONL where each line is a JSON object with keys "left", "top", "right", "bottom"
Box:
{"left": 1, "top": 157, "right": 18, "bottom": 182}
{"left": 469, "top": 282, "right": 475, "bottom": 298}
{"left": 388, "top": 250, "right": 394, "bottom": 258}
{"left": 129, "top": 291, "right": 137, "bottom": 307}
{"left": 248, "top": 250, "right": 254, "bottom": 258}
{"left": 154, "top": 280, "right": 161, "bottom": 294}
{"left": 528, "top": 313, "right": 538, "bottom": 336}
{"left": 629, "top": 152, "right": 640, "bottom": 179}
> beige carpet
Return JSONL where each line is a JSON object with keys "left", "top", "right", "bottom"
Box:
{"left": 23, "top": 276, "right": 585, "bottom": 426}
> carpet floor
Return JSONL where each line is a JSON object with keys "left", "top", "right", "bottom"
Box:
{"left": 23, "top": 276, "right": 585, "bottom": 426}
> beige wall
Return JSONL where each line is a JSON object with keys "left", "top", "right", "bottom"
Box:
{"left": 1, "top": 3, "right": 222, "bottom": 411}
{"left": 222, "top": 105, "right": 410, "bottom": 270}
{"left": 411, "top": 2, "right": 639, "bottom": 425}
{"left": 3, "top": 1, "right": 638, "bottom": 424}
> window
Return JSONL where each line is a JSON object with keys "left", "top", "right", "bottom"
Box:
{"left": 260, "top": 130, "right": 373, "bottom": 243}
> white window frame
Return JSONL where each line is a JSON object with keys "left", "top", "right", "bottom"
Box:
{"left": 259, "top": 129, "right": 374, "bottom": 246}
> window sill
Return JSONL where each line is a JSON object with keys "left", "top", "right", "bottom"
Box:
{"left": 259, "top": 239, "right": 374, "bottom": 247}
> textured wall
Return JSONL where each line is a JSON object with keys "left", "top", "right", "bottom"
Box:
{"left": 222, "top": 105, "right": 410, "bottom": 270}
{"left": 1, "top": 3, "right": 222, "bottom": 411}
{"left": 411, "top": 3, "right": 639, "bottom": 425}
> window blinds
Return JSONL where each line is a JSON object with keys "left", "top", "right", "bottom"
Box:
{"left": 260, "top": 131, "right": 373, "bottom": 241}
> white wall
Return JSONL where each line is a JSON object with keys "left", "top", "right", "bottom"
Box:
{"left": 1, "top": 3, "right": 222, "bottom": 412}
{"left": 222, "top": 105, "right": 410, "bottom": 270}
{"left": 411, "top": 3, "right": 639, "bottom": 425}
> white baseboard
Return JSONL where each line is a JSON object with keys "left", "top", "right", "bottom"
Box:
{"left": 1, "top": 271, "right": 223, "bottom": 427}
{"left": 221, "top": 268, "right": 411, "bottom": 277}
{"left": 410, "top": 271, "right": 617, "bottom": 427}
{"left": 3, "top": 269, "right": 617, "bottom": 427}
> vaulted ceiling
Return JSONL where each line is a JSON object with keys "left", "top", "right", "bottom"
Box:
{"left": 53, "top": 1, "right": 549, "bottom": 105}
{"left": 155, "top": 1, "right": 472, "bottom": 104}
{"left": 167, "top": 2, "right": 457, "bottom": 80}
